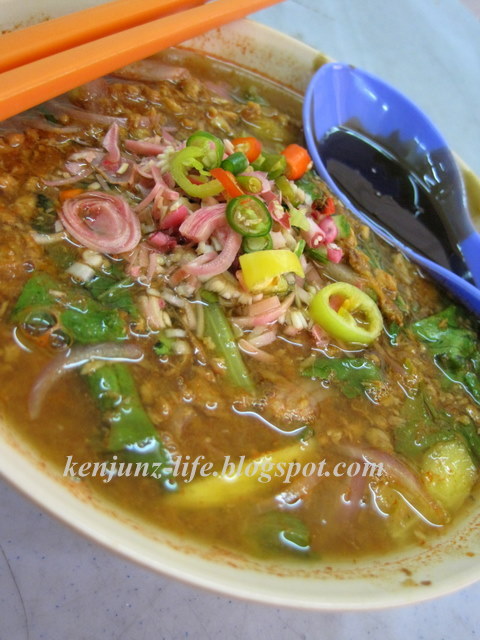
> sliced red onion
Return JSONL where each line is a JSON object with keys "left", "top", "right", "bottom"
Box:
{"left": 159, "top": 204, "right": 189, "bottom": 230}
{"left": 69, "top": 149, "right": 104, "bottom": 164}
{"left": 135, "top": 177, "right": 163, "bottom": 212}
{"left": 18, "top": 116, "right": 81, "bottom": 134}
{"left": 146, "top": 250, "right": 158, "bottom": 283}
{"left": 151, "top": 165, "right": 179, "bottom": 201}
{"left": 183, "top": 227, "right": 242, "bottom": 278}
{"left": 96, "top": 124, "right": 134, "bottom": 185}
{"left": 48, "top": 100, "right": 128, "bottom": 127}
{"left": 43, "top": 173, "right": 90, "bottom": 187}
{"left": 302, "top": 218, "right": 326, "bottom": 248}
{"left": 171, "top": 254, "right": 213, "bottom": 285}
{"left": 248, "top": 296, "right": 281, "bottom": 317}
{"left": 102, "top": 122, "right": 121, "bottom": 166}
{"left": 336, "top": 443, "right": 449, "bottom": 525}
{"left": 247, "top": 329, "right": 277, "bottom": 348}
{"left": 148, "top": 231, "right": 176, "bottom": 251}
{"left": 135, "top": 165, "right": 179, "bottom": 213}
{"left": 65, "top": 162, "right": 94, "bottom": 178}
{"left": 43, "top": 151, "right": 98, "bottom": 186}
{"left": 318, "top": 216, "right": 338, "bottom": 243}
{"left": 29, "top": 343, "right": 143, "bottom": 419}
{"left": 204, "top": 80, "right": 231, "bottom": 100}
{"left": 327, "top": 243, "right": 344, "bottom": 263}
{"left": 304, "top": 263, "right": 325, "bottom": 288}
{"left": 238, "top": 339, "right": 275, "bottom": 363}
{"left": 161, "top": 128, "right": 177, "bottom": 146}
{"left": 266, "top": 195, "right": 290, "bottom": 229}
{"left": 76, "top": 78, "right": 110, "bottom": 100}
{"left": 311, "top": 323, "right": 330, "bottom": 348}
{"left": 235, "top": 292, "right": 295, "bottom": 328}
{"left": 125, "top": 138, "right": 166, "bottom": 156}
{"left": 179, "top": 203, "right": 227, "bottom": 243}
{"left": 115, "top": 61, "right": 190, "bottom": 83}
{"left": 60, "top": 191, "right": 140, "bottom": 254}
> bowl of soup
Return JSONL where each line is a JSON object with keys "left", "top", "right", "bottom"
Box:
{"left": 1, "top": 5, "right": 480, "bottom": 610}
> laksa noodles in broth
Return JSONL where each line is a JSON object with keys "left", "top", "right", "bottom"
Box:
{"left": 0, "top": 49, "right": 479, "bottom": 561}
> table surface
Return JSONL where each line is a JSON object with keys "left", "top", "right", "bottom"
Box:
{"left": 1, "top": 1, "right": 480, "bottom": 638}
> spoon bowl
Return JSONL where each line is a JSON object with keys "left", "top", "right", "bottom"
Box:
{"left": 303, "top": 62, "right": 480, "bottom": 313}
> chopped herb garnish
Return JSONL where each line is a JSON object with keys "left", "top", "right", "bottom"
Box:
{"left": 411, "top": 306, "right": 480, "bottom": 404}
{"left": 302, "top": 357, "right": 382, "bottom": 398}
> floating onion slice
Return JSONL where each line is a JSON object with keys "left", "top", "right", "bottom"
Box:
{"left": 183, "top": 226, "right": 242, "bottom": 278}
{"left": 337, "top": 443, "right": 449, "bottom": 526}
{"left": 29, "top": 342, "right": 143, "bottom": 420}
{"left": 60, "top": 191, "right": 141, "bottom": 254}
{"left": 179, "top": 203, "right": 226, "bottom": 243}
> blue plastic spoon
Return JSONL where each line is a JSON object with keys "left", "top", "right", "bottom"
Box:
{"left": 303, "top": 62, "right": 480, "bottom": 314}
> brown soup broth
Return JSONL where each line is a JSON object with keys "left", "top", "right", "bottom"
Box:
{"left": 0, "top": 49, "right": 478, "bottom": 563}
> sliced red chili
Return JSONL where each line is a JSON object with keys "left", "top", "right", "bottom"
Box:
{"left": 209, "top": 168, "right": 244, "bottom": 198}
{"left": 232, "top": 136, "right": 262, "bottom": 163}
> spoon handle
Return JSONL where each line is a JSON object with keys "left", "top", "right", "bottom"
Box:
{"left": 459, "top": 233, "right": 480, "bottom": 286}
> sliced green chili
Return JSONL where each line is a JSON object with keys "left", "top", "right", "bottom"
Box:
{"left": 221, "top": 151, "right": 249, "bottom": 175}
{"left": 242, "top": 234, "right": 273, "bottom": 253}
{"left": 275, "top": 175, "right": 302, "bottom": 206}
{"left": 170, "top": 147, "right": 223, "bottom": 198}
{"left": 226, "top": 195, "right": 272, "bottom": 237}
{"left": 186, "top": 130, "right": 224, "bottom": 170}
{"left": 236, "top": 174, "right": 263, "bottom": 194}
{"left": 262, "top": 153, "right": 287, "bottom": 179}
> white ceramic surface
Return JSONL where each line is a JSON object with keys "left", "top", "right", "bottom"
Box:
{"left": 0, "top": 4, "right": 480, "bottom": 612}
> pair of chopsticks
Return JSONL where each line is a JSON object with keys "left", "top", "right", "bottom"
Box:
{"left": 0, "top": 0, "right": 283, "bottom": 122}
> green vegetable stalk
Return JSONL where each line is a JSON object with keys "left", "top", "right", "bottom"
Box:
{"left": 82, "top": 363, "right": 173, "bottom": 485}
{"left": 201, "top": 291, "right": 254, "bottom": 392}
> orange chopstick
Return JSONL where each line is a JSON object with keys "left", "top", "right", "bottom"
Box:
{"left": 0, "top": 0, "right": 208, "bottom": 74}
{"left": 0, "top": 0, "right": 283, "bottom": 123}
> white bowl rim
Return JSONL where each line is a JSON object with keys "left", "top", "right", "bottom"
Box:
{"left": 0, "top": 15, "right": 479, "bottom": 611}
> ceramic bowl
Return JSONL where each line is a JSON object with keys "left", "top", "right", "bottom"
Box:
{"left": 1, "top": 3, "right": 480, "bottom": 610}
